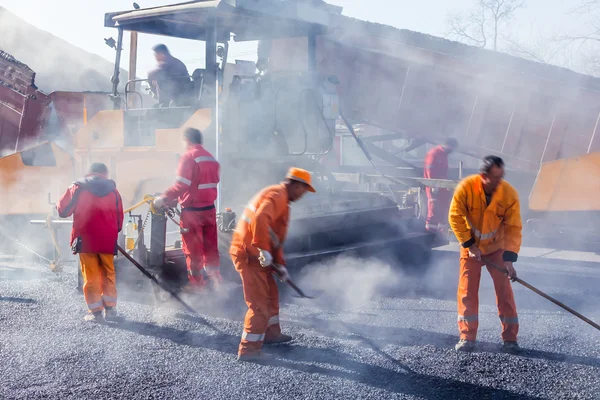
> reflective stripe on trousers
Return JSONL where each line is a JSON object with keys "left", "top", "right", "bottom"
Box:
{"left": 102, "top": 295, "right": 117, "bottom": 303}
{"left": 242, "top": 331, "right": 265, "bottom": 342}
{"left": 268, "top": 315, "right": 279, "bottom": 326}
{"left": 500, "top": 315, "right": 519, "bottom": 324}
{"left": 458, "top": 315, "right": 478, "bottom": 322}
{"left": 87, "top": 300, "right": 103, "bottom": 311}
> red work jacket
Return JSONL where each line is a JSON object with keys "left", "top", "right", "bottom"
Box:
{"left": 56, "top": 174, "right": 124, "bottom": 254}
{"left": 163, "top": 144, "right": 220, "bottom": 209}
{"left": 424, "top": 145, "right": 449, "bottom": 197}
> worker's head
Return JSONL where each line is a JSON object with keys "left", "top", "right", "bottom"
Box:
{"left": 285, "top": 167, "right": 316, "bottom": 202}
{"left": 88, "top": 162, "right": 109, "bottom": 178}
{"left": 443, "top": 137, "right": 458, "bottom": 154}
{"left": 152, "top": 44, "right": 170, "bottom": 62}
{"left": 183, "top": 128, "right": 203, "bottom": 148}
{"left": 480, "top": 155, "right": 505, "bottom": 193}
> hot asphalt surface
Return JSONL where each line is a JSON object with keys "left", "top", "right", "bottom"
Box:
{"left": 1, "top": 249, "right": 599, "bottom": 400}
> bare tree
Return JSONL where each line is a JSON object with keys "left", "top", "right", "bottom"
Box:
{"left": 447, "top": 0, "right": 526, "bottom": 51}
{"left": 547, "top": 1, "right": 600, "bottom": 75}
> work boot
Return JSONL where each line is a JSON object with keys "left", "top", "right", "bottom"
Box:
{"left": 237, "top": 351, "right": 273, "bottom": 362}
{"left": 84, "top": 311, "right": 105, "bottom": 323}
{"left": 455, "top": 339, "right": 476, "bottom": 352}
{"left": 181, "top": 282, "right": 206, "bottom": 294}
{"left": 206, "top": 270, "right": 223, "bottom": 291}
{"left": 104, "top": 307, "right": 125, "bottom": 323}
{"left": 502, "top": 341, "right": 521, "bottom": 354}
{"left": 264, "top": 334, "right": 293, "bottom": 345}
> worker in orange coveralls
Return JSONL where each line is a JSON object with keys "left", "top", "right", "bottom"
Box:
{"left": 424, "top": 138, "right": 458, "bottom": 232}
{"left": 448, "top": 155, "right": 522, "bottom": 354}
{"left": 230, "top": 167, "right": 315, "bottom": 362}
{"left": 57, "top": 163, "right": 124, "bottom": 323}
{"left": 153, "top": 128, "right": 221, "bottom": 292}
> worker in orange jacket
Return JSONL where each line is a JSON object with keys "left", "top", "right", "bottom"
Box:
{"left": 424, "top": 137, "right": 458, "bottom": 232}
{"left": 230, "top": 167, "right": 315, "bottom": 362}
{"left": 448, "top": 155, "right": 522, "bottom": 354}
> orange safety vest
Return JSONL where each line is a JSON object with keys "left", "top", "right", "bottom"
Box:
{"left": 229, "top": 183, "right": 290, "bottom": 265}
{"left": 449, "top": 174, "right": 522, "bottom": 257}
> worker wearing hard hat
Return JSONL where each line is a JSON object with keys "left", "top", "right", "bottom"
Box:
{"left": 424, "top": 137, "right": 458, "bottom": 232}
{"left": 230, "top": 167, "right": 316, "bottom": 362}
{"left": 153, "top": 128, "right": 221, "bottom": 292}
{"left": 448, "top": 155, "right": 522, "bottom": 354}
{"left": 56, "top": 163, "right": 125, "bottom": 323}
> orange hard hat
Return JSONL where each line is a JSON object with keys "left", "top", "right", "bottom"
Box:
{"left": 286, "top": 167, "right": 316, "bottom": 193}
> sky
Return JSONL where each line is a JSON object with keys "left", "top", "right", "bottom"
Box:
{"left": 0, "top": 0, "right": 589, "bottom": 78}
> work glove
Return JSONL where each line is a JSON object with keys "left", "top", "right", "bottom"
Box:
{"left": 152, "top": 196, "right": 165, "bottom": 209}
{"left": 273, "top": 264, "right": 290, "bottom": 282}
{"left": 258, "top": 249, "right": 273, "bottom": 268}
{"left": 468, "top": 244, "right": 482, "bottom": 261}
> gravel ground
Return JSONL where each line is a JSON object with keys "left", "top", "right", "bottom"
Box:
{"left": 1, "top": 251, "right": 599, "bottom": 400}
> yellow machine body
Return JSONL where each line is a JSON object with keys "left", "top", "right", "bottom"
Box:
{"left": 0, "top": 108, "right": 212, "bottom": 215}
{"left": 529, "top": 151, "right": 600, "bottom": 212}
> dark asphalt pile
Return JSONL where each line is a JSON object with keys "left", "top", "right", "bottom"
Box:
{"left": 1, "top": 251, "right": 599, "bottom": 400}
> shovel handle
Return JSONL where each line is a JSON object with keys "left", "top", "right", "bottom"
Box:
{"left": 270, "top": 265, "right": 313, "bottom": 299}
{"left": 483, "top": 258, "right": 600, "bottom": 332}
{"left": 116, "top": 245, "right": 197, "bottom": 314}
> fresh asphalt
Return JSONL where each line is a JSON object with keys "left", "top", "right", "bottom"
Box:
{"left": 1, "top": 247, "right": 599, "bottom": 400}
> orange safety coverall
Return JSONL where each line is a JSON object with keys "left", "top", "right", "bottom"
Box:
{"left": 229, "top": 183, "right": 289, "bottom": 356}
{"left": 424, "top": 145, "right": 451, "bottom": 230}
{"left": 448, "top": 174, "right": 522, "bottom": 342}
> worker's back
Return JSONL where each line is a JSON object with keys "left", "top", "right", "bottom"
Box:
{"left": 176, "top": 145, "right": 220, "bottom": 209}
{"left": 230, "top": 184, "right": 290, "bottom": 260}
{"left": 424, "top": 145, "right": 449, "bottom": 180}
{"left": 57, "top": 174, "right": 123, "bottom": 254}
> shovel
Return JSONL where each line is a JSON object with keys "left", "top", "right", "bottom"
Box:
{"left": 270, "top": 265, "right": 315, "bottom": 299}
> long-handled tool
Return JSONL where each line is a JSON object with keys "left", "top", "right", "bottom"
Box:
{"left": 266, "top": 227, "right": 315, "bottom": 299}
{"left": 270, "top": 265, "right": 315, "bottom": 299}
{"left": 116, "top": 245, "right": 197, "bottom": 314}
{"left": 484, "top": 258, "right": 600, "bottom": 332}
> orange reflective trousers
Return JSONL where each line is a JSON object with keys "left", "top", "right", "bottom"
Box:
{"left": 458, "top": 248, "right": 518, "bottom": 342}
{"left": 232, "top": 254, "right": 281, "bottom": 356}
{"left": 79, "top": 253, "right": 118, "bottom": 313}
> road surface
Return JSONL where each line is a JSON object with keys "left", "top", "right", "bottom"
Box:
{"left": 1, "top": 248, "right": 599, "bottom": 399}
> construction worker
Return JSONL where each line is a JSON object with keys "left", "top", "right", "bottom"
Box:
{"left": 424, "top": 138, "right": 458, "bottom": 232}
{"left": 56, "top": 163, "right": 124, "bottom": 323}
{"left": 230, "top": 167, "right": 315, "bottom": 362}
{"left": 448, "top": 155, "right": 522, "bottom": 354}
{"left": 148, "top": 44, "right": 192, "bottom": 107}
{"left": 153, "top": 128, "right": 221, "bottom": 292}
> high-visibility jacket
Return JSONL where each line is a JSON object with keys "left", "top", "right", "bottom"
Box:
{"left": 229, "top": 183, "right": 289, "bottom": 266}
{"left": 424, "top": 145, "right": 449, "bottom": 198}
{"left": 57, "top": 174, "right": 124, "bottom": 254}
{"left": 448, "top": 174, "right": 522, "bottom": 261}
{"left": 163, "top": 144, "right": 220, "bottom": 209}
{"left": 424, "top": 145, "right": 449, "bottom": 179}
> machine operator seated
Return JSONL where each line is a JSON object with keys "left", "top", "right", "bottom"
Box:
{"left": 148, "top": 44, "right": 193, "bottom": 107}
